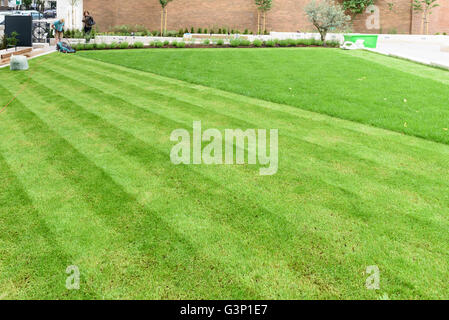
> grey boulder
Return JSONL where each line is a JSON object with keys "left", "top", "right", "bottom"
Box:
{"left": 10, "top": 55, "right": 29, "bottom": 71}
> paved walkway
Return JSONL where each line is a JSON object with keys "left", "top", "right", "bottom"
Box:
{"left": 369, "top": 36, "right": 449, "bottom": 69}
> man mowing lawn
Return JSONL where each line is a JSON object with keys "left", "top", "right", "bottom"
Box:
{"left": 52, "top": 18, "right": 65, "bottom": 45}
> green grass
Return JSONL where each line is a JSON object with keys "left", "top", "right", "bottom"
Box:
{"left": 0, "top": 50, "right": 449, "bottom": 299}
{"left": 78, "top": 47, "right": 449, "bottom": 145}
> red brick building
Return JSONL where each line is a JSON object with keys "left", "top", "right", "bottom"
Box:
{"left": 84, "top": 0, "right": 449, "bottom": 35}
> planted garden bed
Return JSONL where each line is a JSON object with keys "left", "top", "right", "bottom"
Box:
{"left": 74, "top": 38, "right": 340, "bottom": 51}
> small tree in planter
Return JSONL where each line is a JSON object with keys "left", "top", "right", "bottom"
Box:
{"left": 69, "top": 0, "right": 81, "bottom": 31}
{"left": 305, "top": 0, "right": 350, "bottom": 45}
{"left": 255, "top": 0, "right": 272, "bottom": 34}
{"left": 159, "top": 0, "right": 173, "bottom": 36}
{"left": 413, "top": 0, "right": 439, "bottom": 35}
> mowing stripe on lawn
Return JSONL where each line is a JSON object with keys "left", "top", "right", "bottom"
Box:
{"left": 78, "top": 48, "right": 449, "bottom": 145}
{"left": 343, "top": 50, "right": 449, "bottom": 86}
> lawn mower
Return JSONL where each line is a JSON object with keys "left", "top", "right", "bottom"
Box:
{"left": 57, "top": 40, "right": 76, "bottom": 53}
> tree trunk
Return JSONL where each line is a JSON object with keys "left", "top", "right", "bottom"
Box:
{"left": 424, "top": 8, "right": 429, "bottom": 35}
{"left": 263, "top": 12, "right": 266, "bottom": 34}
{"left": 257, "top": 11, "right": 260, "bottom": 34}
{"left": 164, "top": 8, "right": 168, "bottom": 35}
{"left": 420, "top": 12, "right": 424, "bottom": 34}
{"left": 161, "top": 9, "right": 164, "bottom": 36}
{"left": 320, "top": 30, "right": 326, "bottom": 45}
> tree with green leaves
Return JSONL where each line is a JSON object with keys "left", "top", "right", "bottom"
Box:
{"left": 305, "top": 0, "right": 350, "bottom": 44}
{"left": 23, "top": 0, "right": 32, "bottom": 9}
{"left": 413, "top": 0, "right": 439, "bottom": 34}
{"left": 159, "top": 0, "right": 173, "bottom": 36}
{"left": 69, "top": 0, "right": 81, "bottom": 31}
{"left": 255, "top": 0, "right": 272, "bottom": 34}
{"left": 342, "top": 0, "right": 375, "bottom": 17}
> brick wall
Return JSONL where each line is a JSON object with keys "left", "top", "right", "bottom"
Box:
{"left": 84, "top": 0, "right": 448, "bottom": 35}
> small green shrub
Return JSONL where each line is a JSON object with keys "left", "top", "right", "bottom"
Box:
{"left": 171, "top": 40, "right": 178, "bottom": 47}
{"left": 110, "top": 42, "right": 119, "bottom": 49}
{"left": 119, "top": 42, "right": 129, "bottom": 49}
{"left": 134, "top": 41, "right": 144, "bottom": 48}
{"left": 75, "top": 43, "right": 84, "bottom": 51}
{"left": 85, "top": 43, "right": 95, "bottom": 50}
{"left": 204, "top": 28, "right": 208, "bottom": 34}
{"left": 240, "top": 39, "right": 251, "bottom": 46}
{"left": 155, "top": 41, "right": 163, "bottom": 48}
{"left": 230, "top": 39, "right": 240, "bottom": 47}
{"left": 203, "top": 39, "right": 210, "bottom": 45}
{"left": 176, "top": 41, "right": 186, "bottom": 48}
{"left": 299, "top": 39, "right": 318, "bottom": 46}
{"left": 243, "top": 29, "right": 249, "bottom": 34}
{"left": 252, "top": 39, "right": 262, "bottom": 47}
{"left": 216, "top": 39, "right": 224, "bottom": 46}
{"left": 279, "top": 40, "right": 289, "bottom": 47}
{"left": 295, "top": 39, "right": 307, "bottom": 46}
{"left": 287, "top": 39, "right": 297, "bottom": 46}
{"left": 265, "top": 40, "right": 275, "bottom": 47}
{"left": 325, "top": 40, "right": 340, "bottom": 47}
{"left": 163, "top": 40, "right": 170, "bottom": 46}
{"left": 96, "top": 43, "right": 106, "bottom": 49}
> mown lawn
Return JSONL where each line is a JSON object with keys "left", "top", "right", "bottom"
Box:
{"left": 0, "top": 49, "right": 449, "bottom": 299}
{"left": 80, "top": 47, "right": 449, "bottom": 145}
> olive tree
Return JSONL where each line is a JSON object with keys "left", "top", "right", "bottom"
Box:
{"left": 305, "top": 0, "right": 350, "bottom": 44}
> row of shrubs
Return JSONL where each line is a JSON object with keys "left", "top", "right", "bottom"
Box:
{"left": 74, "top": 38, "right": 340, "bottom": 51}
{"left": 74, "top": 41, "right": 186, "bottom": 50}
{"left": 229, "top": 38, "right": 340, "bottom": 47}
{"left": 100, "top": 25, "right": 266, "bottom": 37}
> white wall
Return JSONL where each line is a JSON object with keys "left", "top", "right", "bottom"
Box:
{"left": 56, "top": 0, "right": 83, "bottom": 31}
